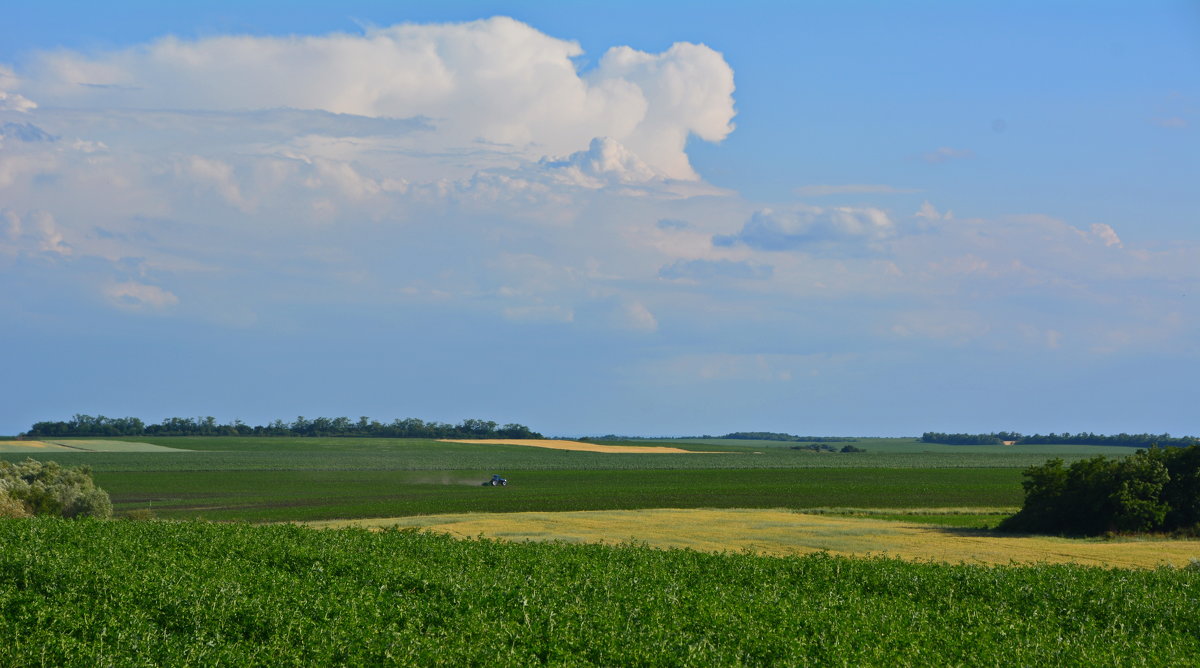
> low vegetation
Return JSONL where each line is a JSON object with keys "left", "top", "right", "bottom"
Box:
{"left": 0, "top": 459, "right": 111, "bottom": 519}
{"left": 1, "top": 519, "right": 1197, "bottom": 665}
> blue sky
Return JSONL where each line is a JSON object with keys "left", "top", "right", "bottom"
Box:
{"left": 1, "top": 2, "right": 1197, "bottom": 436}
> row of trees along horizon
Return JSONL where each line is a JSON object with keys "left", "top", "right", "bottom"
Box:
{"left": 23, "top": 415, "right": 542, "bottom": 440}
{"left": 921, "top": 432, "right": 1199, "bottom": 448}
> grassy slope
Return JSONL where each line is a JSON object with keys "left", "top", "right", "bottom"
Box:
{"left": 2, "top": 519, "right": 1197, "bottom": 666}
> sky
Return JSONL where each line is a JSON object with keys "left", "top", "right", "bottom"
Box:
{"left": 1, "top": 1, "right": 1197, "bottom": 437}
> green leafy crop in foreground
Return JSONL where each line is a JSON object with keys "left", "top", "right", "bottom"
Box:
{"left": 1, "top": 519, "right": 1197, "bottom": 666}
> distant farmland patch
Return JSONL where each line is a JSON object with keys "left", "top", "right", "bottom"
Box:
{"left": 0, "top": 441, "right": 73, "bottom": 452}
{"left": 0, "top": 440, "right": 186, "bottom": 453}
{"left": 436, "top": 438, "right": 728, "bottom": 453}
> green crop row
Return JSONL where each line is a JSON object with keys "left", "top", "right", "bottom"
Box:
{"left": 1, "top": 519, "right": 1196, "bottom": 666}
{"left": 96, "top": 468, "right": 1024, "bottom": 522}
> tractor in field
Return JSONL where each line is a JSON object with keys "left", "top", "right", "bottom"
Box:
{"left": 483, "top": 474, "right": 508, "bottom": 486}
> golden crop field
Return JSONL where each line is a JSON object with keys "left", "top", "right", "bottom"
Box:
{"left": 435, "top": 438, "right": 727, "bottom": 453}
{"left": 0, "top": 441, "right": 75, "bottom": 452}
{"left": 310, "top": 508, "right": 1200, "bottom": 569}
{"left": 0, "top": 440, "right": 184, "bottom": 453}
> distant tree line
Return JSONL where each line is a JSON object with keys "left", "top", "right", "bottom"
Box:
{"left": 24, "top": 414, "right": 542, "bottom": 440}
{"left": 920, "top": 432, "right": 1198, "bottom": 448}
{"left": 723, "top": 432, "right": 859, "bottom": 443}
{"left": 790, "top": 443, "right": 867, "bottom": 453}
{"left": 999, "top": 445, "right": 1200, "bottom": 536}
{"left": 920, "top": 432, "right": 1016, "bottom": 445}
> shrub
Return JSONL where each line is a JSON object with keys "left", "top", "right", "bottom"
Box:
{"left": 0, "top": 490, "right": 31, "bottom": 518}
{"left": 123, "top": 507, "right": 156, "bottom": 521}
{"left": 0, "top": 459, "right": 112, "bottom": 519}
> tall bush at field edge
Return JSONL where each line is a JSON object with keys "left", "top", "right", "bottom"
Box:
{"left": 0, "top": 459, "right": 112, "bottom": 519}
{"left": 999, "top": 445, "right": 1199, "bottom": 535}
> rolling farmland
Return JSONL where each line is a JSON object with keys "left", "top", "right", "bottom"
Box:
{"left": 2, "top": 435, "right": 1198, "bottom": 664}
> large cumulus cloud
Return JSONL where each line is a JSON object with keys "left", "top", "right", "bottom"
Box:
{"left": 13, "top": 17, "right": 734, "bottom": 179}
{"left": 1, "top": 16, "right": 1196, "bottom": 366}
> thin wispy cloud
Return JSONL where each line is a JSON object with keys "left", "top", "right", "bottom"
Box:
{"left": 794, "top": 184, "right": 918, "bottom": 197}
{"left": 921, "top": 147, "right": 974, "bottom": 164}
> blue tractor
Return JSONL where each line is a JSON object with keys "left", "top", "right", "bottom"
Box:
{"left": 482, "top": 474, "right": 507, "bottom": 486}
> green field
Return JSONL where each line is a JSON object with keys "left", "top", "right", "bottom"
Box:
{"left": 2, "top": 519, "right": 1197, "bottom": 666}
{"left": 0, "top": 435, "right": 1138, "bottom": 472}
{"left": 97, "top": 468, "right": 1024, "bottom": 522}
{"left": 0, "top": 436, "right": 1139, "bottom": 522}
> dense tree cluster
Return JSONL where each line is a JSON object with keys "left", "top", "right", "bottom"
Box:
{"left": 999, "top": 445, "right": 1200, "bottom": 536}
{"left": 921, "top": 431, "right": 1197, "bottom": 447}
{"left": 0, "top": 459, "right": 112, "bottom": 519}
{"left": 789, "top": 443, "right": 868, "bottom": 453}
{"left": 1015, "top": 432, "right": 1198, "bottom": 448}
{"left": 919, "top": 432, "right": 1021, "bottom": 445}
{"left": 724, "top": 432, "right": 859, "bottom": 443}
{"left": 24, "top": 414, "right": 542, "bottom": 440}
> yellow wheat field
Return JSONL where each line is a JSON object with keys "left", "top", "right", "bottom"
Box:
{"left": 309, "top": 508, "right": 1200, "bottom": 569}
{"left": 0, "top": 440, "right": 184, "bottom": 453}
{"left": 0, "top": 440, "right": 73, "bottom": 452}
{"left": 436, "top": 438, "right": 727, "bottom": 454}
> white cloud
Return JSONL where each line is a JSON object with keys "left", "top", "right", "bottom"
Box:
{"left": 914, "top": 200, "right": 953, "bottom": 221}
{"left": 588, "top": 42, "right": 736, "bottom": 179}
{"left": 0, "top": 66, "right": 36, "bottom": 112}
{"left": 1, "top": 210, "right": 71, "bottom": 256}
{"left": 15, "top": 18, "right": 734, "bottom": 180}
{"left": 540, "top": 137, "right": 661, "bottom": 186}
{"left": 619, "top": 301, "right": 658, "bottom": 333}
{"left": 179, "top": 156, "right": 252, "bottom": 212}
{"left": 1090, "top": 223, "right": 1122, "bottom": 248}
{"left": 32, "top": 211, "right": 69, "bottom": 255}
{"left": 716, "top": 205, "right": 894, "bottom": 251}
{"left": 104, "top": 281, "right": 179, "bottom": 310}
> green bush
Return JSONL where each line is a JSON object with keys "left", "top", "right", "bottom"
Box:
{"left": 0, "top": 459, "right": 112, "bottom": 519}
{"left": 1000, "top": 445, "right": 1200, "bottom": 535}
{"left": 0, "top": 492, "right": 30, "bottom": 518}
